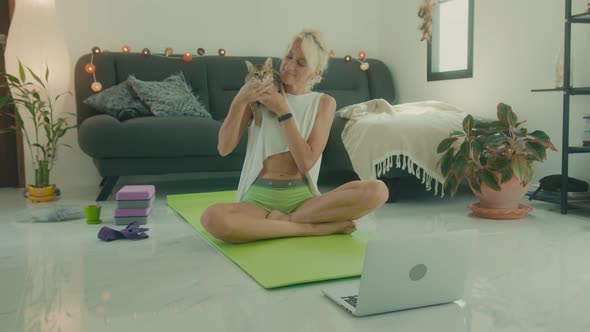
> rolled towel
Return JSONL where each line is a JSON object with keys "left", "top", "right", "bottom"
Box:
{"left": 14, "top": 204, "right": 85, "bottom": 223}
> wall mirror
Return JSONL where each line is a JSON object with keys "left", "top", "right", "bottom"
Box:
{"left": 427, "top": 0, "right": 474, "bottom": 81}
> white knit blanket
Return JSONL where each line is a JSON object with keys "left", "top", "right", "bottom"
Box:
{"left": 339, "top": 99, "right": 466, "bottom": 196}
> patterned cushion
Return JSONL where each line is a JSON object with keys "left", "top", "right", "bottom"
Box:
{"left": 128, "top": 73, "right": 211, "bottom": 118}
{"left": 83, "top": 80, "right": 152, "bottom": 121}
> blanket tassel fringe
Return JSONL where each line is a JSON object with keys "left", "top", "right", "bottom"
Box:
{"left": 375, "top": 155, "right": 444, "bottom": 197}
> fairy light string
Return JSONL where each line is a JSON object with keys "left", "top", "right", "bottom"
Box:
{"left": 85, "top": 46, "right": 369, "bottom": 93}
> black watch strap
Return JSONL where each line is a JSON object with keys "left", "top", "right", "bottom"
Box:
{"left": 277, "top": 113, "right": 293, "bottom": 123}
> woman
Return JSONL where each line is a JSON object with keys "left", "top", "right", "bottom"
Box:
{"left": 201, "top": 29, "right": 388, "bottom": 243}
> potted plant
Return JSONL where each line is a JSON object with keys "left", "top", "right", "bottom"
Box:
{"left": 437, "top": 102, "right": 557, "bottom": 213}
{"left": 0, "top": 60, "right": 76, "bottom": 202}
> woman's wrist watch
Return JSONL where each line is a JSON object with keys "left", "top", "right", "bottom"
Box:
{"left": 277, "top": 113, "right": 293, "bottom": 123}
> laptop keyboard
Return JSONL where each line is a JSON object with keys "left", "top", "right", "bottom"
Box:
{"left": 342, "top": 295, "right": 358, "bottom": 308}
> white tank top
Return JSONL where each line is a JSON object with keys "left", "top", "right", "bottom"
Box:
{"left": 235, "top": 92, "right": 324, "bottom": 202}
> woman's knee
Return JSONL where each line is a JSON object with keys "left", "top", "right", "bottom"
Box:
{"left": 359, "top": 180, "right": 389, "bottom": 209}
{"left": 201, "top": 204, "right": 235, "bottom": 240}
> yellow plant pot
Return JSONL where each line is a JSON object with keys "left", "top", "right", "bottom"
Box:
{"left": 27, "top": 184, "right": 57, "bottom": 202}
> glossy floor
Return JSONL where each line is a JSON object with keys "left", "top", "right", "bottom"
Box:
{"left": 1, "top": 175, "right": 589, "bottom": 332}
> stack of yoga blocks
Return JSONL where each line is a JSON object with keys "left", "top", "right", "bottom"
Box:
{"left": 114, "top": 185, "right": 155, "bottom": 225}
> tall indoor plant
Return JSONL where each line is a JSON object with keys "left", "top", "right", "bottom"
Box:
{"left": 0, "top": 60, "right": 76, "bottom": 201}
{"left": 437, "top": 102, "right": 557, "bottom": 210}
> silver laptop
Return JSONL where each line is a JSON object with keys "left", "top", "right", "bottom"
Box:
{"left": 323, "top": 230, "right": 477, "bottom": 317}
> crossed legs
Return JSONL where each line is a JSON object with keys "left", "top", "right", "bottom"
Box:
{"left": 200, "top": 180, "right": 389, "bottom": 244}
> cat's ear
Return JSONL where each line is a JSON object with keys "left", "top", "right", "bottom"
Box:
{"left": 245, "top": 61, "right": 254, "bottom": 73}
{"left": 264, "top": 57, "right": 273, "bottom": 69}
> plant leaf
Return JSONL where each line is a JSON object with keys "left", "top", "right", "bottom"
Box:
{"left": 32, "top": 143, "right": 46, "bottom": 154}
{"left": 528, "top": 130, "right": 550, "bottom": 142}
{"left": 497, "top": 103, "right": 509, "bottom": 124}
{"left": 5, "top": 73, "right": 20, "bottom": 84}
{"left": 437, "top": 137, "right": 458, "bottom": 154}
{"left": 471, "top": 140, "right": 484, "bottom": 154}
{"left": 508, "top": 108, "right": 518, "bottom": 127}
{"left": 18, "top": 60, "right": 26, "bottom": 82}
{"left": 470, "top": 179, "right": 482, "bottom": 194}
{"left": 482, "top": 170, "right": 501, "bottom": 191}
{"left": 499, "top": 167, "right": 513, "bottom": 183}
{"left": 444, "top": 173, "right": 459, "bottom": 197}
{"left": 485, "top": 133, "right": 507, "bottom": 146}
{"left": 526, "top": 141, "right": 547, "bottom": 161}
{"left": 488, "top": 157, "right": 511, "bottom": 170}
{"left": 511, "top": 155, "right": 530, "bottom": 183}
{"left": 496, "top": 103, "right": 516, "bottom": 126}
{"left": 440, "top": 148, "right": 455, "bottom": 177}
{"left": 450, "top": 130, "right": 465, "bottom": 137}
{"left": 538, "top": 140, "right": 558, "bottom": 152}
{"left": 45, "top": 66, "right": 50, "bottom": 81}
{"left": 458, "top": 141, "right": 470, "bottom": 158}
{"left": 452, "top": 155, "right": 467, "bottom": 178}
{"left": 26, "top": 67, "right": 45, "bottom": 88}
{"left": 54, "top": 91, "right": 72, "bottom": 104}
{"left": 462, "top": 115, "right": 474, "bottom": 135}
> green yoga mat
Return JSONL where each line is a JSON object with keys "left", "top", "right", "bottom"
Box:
{"left": 167, "top": 190, "right": 372, "bottom": 289}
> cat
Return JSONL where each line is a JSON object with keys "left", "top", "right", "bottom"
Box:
{"left": 245, "top": 57, "right": 282, "bottom": 127}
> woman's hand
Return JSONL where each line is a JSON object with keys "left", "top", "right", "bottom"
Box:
{"left": 257, "top": 88, "right": 289, "bottom": 116}
{"left": 235, "top": 80, "right": 274, "bottom": 106}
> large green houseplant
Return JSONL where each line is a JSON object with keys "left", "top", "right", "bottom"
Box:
{"left": 0, "top": 60, "right": 76, "bottom": 201}
{"left": 437, "top": 102, "right": 557, "bottom": 210}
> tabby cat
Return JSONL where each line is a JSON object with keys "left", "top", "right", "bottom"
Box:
{"left": 245, "top": 57, "right": 282, "bottom": 127}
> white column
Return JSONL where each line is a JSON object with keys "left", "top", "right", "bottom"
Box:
{"left": 4, "top": 0, "right": 71, "bottom": 186}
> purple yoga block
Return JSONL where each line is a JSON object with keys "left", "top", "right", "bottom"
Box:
{"left": 116, "top": 185, "right": 155, "bottom": 201}
{"left": 114, "top": 207, "right": 152, "bottom": 217}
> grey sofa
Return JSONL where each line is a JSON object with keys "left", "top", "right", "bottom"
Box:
{"left": 74, "top": 53, "right": 396, "bottom": 200}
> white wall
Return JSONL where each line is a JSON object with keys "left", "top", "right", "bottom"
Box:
{"left": 380, "top": 0, "right": 590, "bottom": 183}
{"left": 12, "top": 0, "right": 589, "bottom": 190}
{"left": 46, "top": 0, "right": 382, "bottom": 190}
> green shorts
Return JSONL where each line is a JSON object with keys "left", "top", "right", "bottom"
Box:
{"left": 241, "top": 177, "right": 314, "bottom": 214}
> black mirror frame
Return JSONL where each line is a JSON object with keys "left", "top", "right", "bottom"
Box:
{"left": 427, "top": 0, "right": 474, "bottom": 81}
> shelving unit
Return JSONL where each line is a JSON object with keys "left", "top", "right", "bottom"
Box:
{"left": 531, "top": 1, "right": 590, "bottom": 214}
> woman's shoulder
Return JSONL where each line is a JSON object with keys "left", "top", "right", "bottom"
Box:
{"left": 318, "top": 93, "right": 336, "bottom": 112}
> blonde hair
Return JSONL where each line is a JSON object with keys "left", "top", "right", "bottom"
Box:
{"left": 285, "top": 29, "right": 330, "bottom": 90}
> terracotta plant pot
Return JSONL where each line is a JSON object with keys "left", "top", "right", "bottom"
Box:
{"left": 27, "top": 184, "right": 57, "bottom": 202}
{"left": 470, "top": 176, "right": 530, "bottom": 210}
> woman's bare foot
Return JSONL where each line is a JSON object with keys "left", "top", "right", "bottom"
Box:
{"left": 308, "top": 221, "right": 356, "bottom": 236}
{"left": 266, "top": 210, "right": 290, "bottom": 221}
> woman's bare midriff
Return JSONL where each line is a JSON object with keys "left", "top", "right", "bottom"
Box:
{"left": 257, "top": 152, "right": 305, "bottom": 180}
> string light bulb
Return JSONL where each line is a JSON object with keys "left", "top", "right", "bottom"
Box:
{"left": 218, "top": 48, "right": 226, "bottom": 56}
{"left": 92, "top": 47, "right": 101, "bottom": 56}
{"left": 91, "top": 82, "right": 103, "bottom": 93}
{"left": 84, "top": 63, "right": 96, "bottom": 74}
{"left": 164, "top": 48, "right": 173, "bottom": 56}
{"left": 197, "top": 48, "right": 205, "bottom": 56}
{"left": 122, "top": 45, "right": 131, "bottom": 53}
{"left": 342, "top": 51, "right": 370, "bottom": 71}
{"left": 141, "top": 48, "right": 151, "bottom": 56}
{"left": 182, "top": 52, "right": 193, "bottom": 62}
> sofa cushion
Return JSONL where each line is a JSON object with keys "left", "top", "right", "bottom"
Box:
{"left": 111, "top": 54, "right": 210, "bottom": 114}
{"left": 83, "top": 80, "right": 152, "bottom": 121}
{"left": 128, "top": 73, "right": 211, "bottom": 118}
{"left": 78, "top": 115, "right": 246, "bottom": 158}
